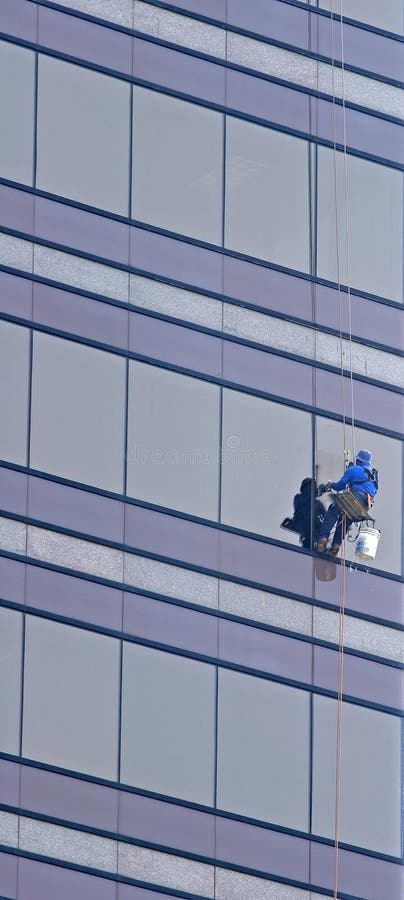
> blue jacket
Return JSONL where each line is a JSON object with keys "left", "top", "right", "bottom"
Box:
{"left": 331, "top": 464, "right": 377, "bottom": 498}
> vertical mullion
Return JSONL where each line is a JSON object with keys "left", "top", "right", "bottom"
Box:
{"left": 128, "top": 83, "right": 134, "bottom": 222}
{"left": 33, "top": 51, "right": 39, "bottom": 189}
{"left": 221, "top": 114, "right": 227, "bottom": 251}
{"left": 123, "top": 356, "right": 130, "bottom": 497}
{"left": 218, "top": 387, "right": 223, "bottom": 525}
{"left": 117, "top": 638, "right": 124, "bottom": 784}
{"left": 18, "top": 613, "right": 26, "bottom": 760}
{"left": 26, "top": 328, "right": 34, "bottom": 470}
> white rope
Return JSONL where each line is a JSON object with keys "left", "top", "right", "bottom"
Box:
{"left": 329, "top": 3, "right": 355, "bottom": 898}
{"left": 338, "top": 0, "right": 356, "bottom": 459}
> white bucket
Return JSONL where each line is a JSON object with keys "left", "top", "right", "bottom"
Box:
{"left": 355, "top": 525, "right": 381, "bottom": 561}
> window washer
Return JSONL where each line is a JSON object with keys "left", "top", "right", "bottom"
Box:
{"left": 292, "top": 478, "right": 325, "bottom": 549}
{"left": 316, "top": 449, "right": 378, "bottom": 556}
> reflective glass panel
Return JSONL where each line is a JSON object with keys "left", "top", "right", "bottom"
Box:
{"left": 30, "top": 332, "right": 126, "bottom": 492}
{"left": 225, "top": 116, "right": 311, "bottom": 272}
{"left": 132, "top": 87, "right": 223, "bottom": 243}
{"left": 23, "top": 616, "right": 120, "bottom": 779}
{"left": 316, "top": 418, "right": 402, "bottom": 575}
{"left": 317, "top": 147, "right": 403, "bottom": 302}
{"left": 126, "top": 361, "right": 221, "bottom": 519}
{"left": 0, "top": 40, "right": 35, "bottom": 185}
{"left": 121, "top": 643, "right": 216, "bottom": 804}
{"left": 312, "top": 695, "right": 401, "bottom": 855}
{"left": 221, "top": 388, "right": 312, "bottom": 541}
{"left": 0, "top": 321, "right": 30, "bottom": 466}
{"left": 319, "top": 0, "right": 404, "bottom": 34}
{"left": 217, "top": 668, "right": 310, "bottom": 830}
{"left": 36, "top": 55, "right": 131, "bottom": 214}
{"left": 0, "top": 607, "right": 22, "bottom": 755}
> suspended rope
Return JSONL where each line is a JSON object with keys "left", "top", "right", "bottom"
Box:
{"left": 329, "top": 1, "right": 358, "bottom": 897}
{"left": 330, "top": 1, "right": 347, "bottom": 457}
{"left": 338, "top": 1, "right": 356, "bottom": 459}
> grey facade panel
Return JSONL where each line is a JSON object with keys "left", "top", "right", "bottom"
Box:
{"left": 133, "top": 35, "right": 227, "bottom": 107}
{"left": 37, "top": 4, "right": 133, "bottom": 75}
{"left": 26, "top": 564, "right": 124, "bottom": 632}
{"left": 33, "top": 280, "right": 130, "bottom": 350}
{"left": 0, "top": 0, "right": 37, "bottom": 43}
{"left": 34, "top": 195, "right": 130, "bottom": 264}
{"left": 123, "top": 590, "right": 219, "bottom": 658}
{"left": 0, "top": 269, "right": 33, "bottom": 320}
{"left": 128, "top": 311, "right": 223, "bottom": 378}
{"left": 0, "top": 466, "right": 29, "bottom": 517}
{"left": 20, "top": 764, "right": 119, "bottom": 832}
{"left": 17, "top": 857, "right": 116, "bottom": 900}
{"left": 130, "top": 225, "right": 224, "bottom": 295}
{"left": 27, "top": 475, "right": 125, "bottom": 544}
{"left": 0, "top": 555, "right": 26, "bottom": 603}
{"left": 0, "top": 849, "right": 18, "bottom": 899}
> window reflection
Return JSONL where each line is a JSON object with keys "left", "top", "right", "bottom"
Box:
{"left": 319, "top": 0, "right": 404, "bottom": 35}
{"left": 312, "top": 695, "right": 401, "bottom": 856}
{"left": 37, "top": 55, "right": 131, "bottom": 215}
{"left": 132, "top": 87, "right": 224, "bottom": 244}
{"left": 225, "top": 116, "right": 311, "bottom": 272}
{"left": 221, "top": 388, "right": 312, "bottom": 542}
{"left": 0, "top": 320, "right": 30, "bottom": 467}
{"left": 317, "top": 147, "right": 403, "bottom": 302}
{"left": 0, "top": 40, "right": 35, "bottom": 186}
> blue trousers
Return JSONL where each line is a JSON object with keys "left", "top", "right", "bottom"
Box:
{"left": 319, "top": 503, "right": 353, "bottom": 546}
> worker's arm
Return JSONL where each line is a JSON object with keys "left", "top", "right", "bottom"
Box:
{"left": 329, "top": 469, "right": 352, "bottom": 492}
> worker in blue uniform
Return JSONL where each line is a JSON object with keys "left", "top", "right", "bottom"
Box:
{"left": 316, "top": 449, "right": 378, "bottom": 556}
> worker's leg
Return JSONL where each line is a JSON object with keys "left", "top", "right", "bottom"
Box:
{"left": 318, "top": 503, "right": 341, "bottom": 541}
{"left": 330, "top": 516, "right": 353, "bottom": 555}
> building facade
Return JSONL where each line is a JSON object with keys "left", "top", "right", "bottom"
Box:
{"left": 0, "top": 1, "right": 403, "bottom": 899}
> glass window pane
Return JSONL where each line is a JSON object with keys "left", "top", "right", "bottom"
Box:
{"left": 126, "top": 361, "right": 220, "bottom": 519}
{"left": 319, "top": 0, "right": 404, "bottom": 34}
{"left": 225, "top": 116, "right": 310, "bottom": 272}
{"left": 0, "top": 320, "right": 30, "bottom": 466}
{"left": 317, "top": 147, "right": 403, "bottom": 302}
{"left": 132, "top": 87, "right": 223, "bottom": 243}
{"left": 312, "top": 695, "right": 401, "bottom": 855}
{"left": 217, "top": 668, "right": 310, "bottom": 830}
{"left": 121, "top": 643, "right": 216, "bottom": 805}
{"left": 30, "top": 332, "right": 126, "bottom": 492}
{"left": 23, "top": 616, "right": 120, "bottom": 779}
{"left": 36, "top": 55, "right": 130, "bottom": 215}
{"left": 0, "top": 40, "right": 35, "bottom": 185}
{"left": 0, "top": 607, "right": 22, "bottom": 755}
{"left": 221, "top": 389, "right": 312, "bottom": 541}
{"left": 316, "top": 418, "right": 402, "bottom": 575}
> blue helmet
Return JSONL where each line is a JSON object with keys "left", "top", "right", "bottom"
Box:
{"left": 356, "top": 449, "right": 372, "bottom": 469}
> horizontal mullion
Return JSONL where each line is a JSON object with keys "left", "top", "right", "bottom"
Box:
{"left": 2, "top": 475, "right": 404, "bottom": 583}
{"left": 28, "top": 0, "right": 404, "bottom": 87}
{"left": 2, "top": 200, "right": 404, "bottom": 315}
{"left": 2, "top": 258, "right": 404, "bottom": 361}
{"left": 0, "top": 802, "right": 394, "bottom": 900}
{"left": 1, "top": 287, "right": 403, "bottom": 396}
{"left": 1, "top": 545, "right": 402, "bottom": 634}
{"left": 1, "top": 313, "right": 403, "bottom": 440}
{"left": 1, "top": 28, "right": 403, "bottom": 136}
{"left": 0, "top": 759, "right": 402, "bottom": 869}
{"left": 1, "top": 586, "right": 401, "bottom": 670}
